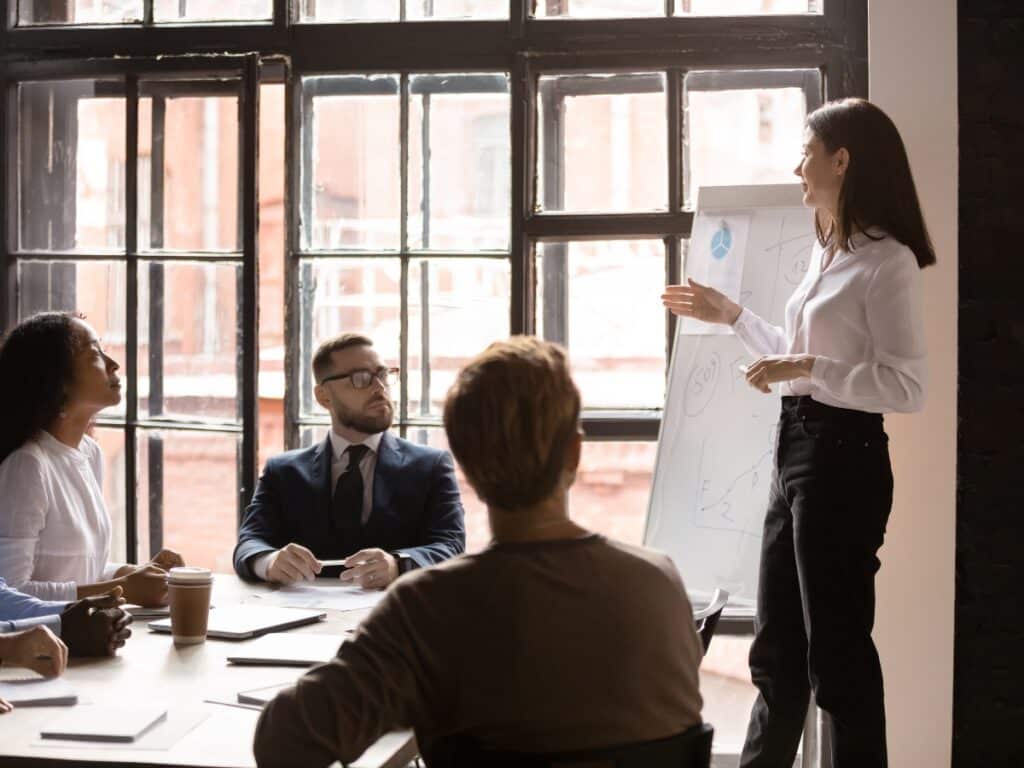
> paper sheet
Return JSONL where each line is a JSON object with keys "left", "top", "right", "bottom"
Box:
{"left": 256, "top": 582, "right": 386, "bottom": 613}
{"left": 679, "top": 212, "right": 751, "bottom": 336}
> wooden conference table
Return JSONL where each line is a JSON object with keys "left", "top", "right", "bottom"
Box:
{"left": 0, "top": 574, "right": 417, "bottom": 768}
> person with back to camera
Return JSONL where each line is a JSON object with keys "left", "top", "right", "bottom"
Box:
{"left": 0, "top": 312, "right": 184, "bottom": 609}
{"left": 663, "top": 98, "right": 933, "bottom": 768}
{"left": 252, "top": 337, "right": 704, "bottom": 767}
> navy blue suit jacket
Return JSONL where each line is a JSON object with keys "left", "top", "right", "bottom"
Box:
{"left": 233, "top": 433, "right": 465, "bottom": 580}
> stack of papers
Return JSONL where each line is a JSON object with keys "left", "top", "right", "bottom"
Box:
{"left": 226, "top": 632, "right": 342, "bottom": 666}
{"left": 237, "top": 682, "right": 293, "bottom": 708}
{"left": 0, "top": 678, "right": 77, "bottom": 707}
{"left": 40, "top": 705, "right": 167, "bottom": 743}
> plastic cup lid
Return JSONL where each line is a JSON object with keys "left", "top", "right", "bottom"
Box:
{"left": 166, "top": 566, "right": 213, "bottom": 583}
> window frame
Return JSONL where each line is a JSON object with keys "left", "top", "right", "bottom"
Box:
{"left": 0, "top": 1, "right": 868, "bottom": 561}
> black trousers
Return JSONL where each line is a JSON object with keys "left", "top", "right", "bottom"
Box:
{"left": 739, "top": 396, "right": 893, "bottom": 768}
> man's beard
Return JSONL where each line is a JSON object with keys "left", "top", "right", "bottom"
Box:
{"left": 333, "top": 397, "right": 394, "bottom": 435}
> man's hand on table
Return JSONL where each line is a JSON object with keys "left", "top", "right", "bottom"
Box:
{"left": 339, "top": 549, "right": 398, "bottom": 590}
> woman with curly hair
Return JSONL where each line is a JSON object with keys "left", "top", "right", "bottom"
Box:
{"left": 0, "top": 312, "right": 183, "bottom": 607}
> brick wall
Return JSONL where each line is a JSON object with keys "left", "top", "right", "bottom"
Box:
{"left": 955, "top": 3, "right": 1024, "bottom": 763}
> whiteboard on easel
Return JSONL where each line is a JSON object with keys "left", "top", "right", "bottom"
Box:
{"left": 644, "top": 184, "right": 815, "bottom": 610}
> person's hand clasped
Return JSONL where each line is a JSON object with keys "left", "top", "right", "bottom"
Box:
{"left": 743, "top": 355, "right": 816, "bottom": 393}
{"left": 60, "top": 587, "right": 133, "bottom": 657}
{"left": 266, "top": 543, "right": 322, "bottom": 585}
{"left": 148, "top": 548, "right": 185, "bottom": 571}
{"left": 0, "top": 625, "right": 68, "bottom": 679}
{"left": 118, "top": 563, "right": 169, "bottom": 607}
{"left": 339, "top": 548, "right": 398, "bottom": 590}
{"left": 661, "top": 278, "right": 743, "bottom": 326}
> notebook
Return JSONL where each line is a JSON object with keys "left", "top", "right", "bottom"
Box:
{"left": 147, "top": 605, "right": 325, "bottom": 640}
{"left": 0, "top": 678, "right": 77, "bottom": 707}
{"left": 40, "top": 705, "right": 167, "bottom": 743}
{"left": 236, "top": 682, "right": 293, "bottom": 707}
{"left": 226, "top": 632, "right": 342, "bottom": 666}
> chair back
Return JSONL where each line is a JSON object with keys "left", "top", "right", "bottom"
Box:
{"left": 425, "top": 723, "right": 714, "bottom": 768}
{"left": 692, "top": 588, "right": 729, "bottom": 654}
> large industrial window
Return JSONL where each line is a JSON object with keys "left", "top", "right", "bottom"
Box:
{"left": 1, "top": 1, "right": 863, "bottom": 757}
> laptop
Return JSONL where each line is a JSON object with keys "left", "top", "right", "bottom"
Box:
{"left": 148, "top": 606, "right": 326, "bottom": 640}
{"left": 226, "top": 631, "right": 343, "bottom": 666}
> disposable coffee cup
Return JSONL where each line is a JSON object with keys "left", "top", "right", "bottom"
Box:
{"left": 166, "top": 567, "right": 213, "bottom": 646}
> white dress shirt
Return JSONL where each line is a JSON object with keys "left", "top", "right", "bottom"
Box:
{"left": 0, "top": 432, "right": 121, "bottom": 601}
{"left": 252, "top": 430, "right": 383, "bottom": 581}
{"left": 731, "top": 230, "right": 927, "bottom": 413}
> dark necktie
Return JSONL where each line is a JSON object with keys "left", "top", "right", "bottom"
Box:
{"left": 333, "top": 444, "right": 370, "bottom": 539}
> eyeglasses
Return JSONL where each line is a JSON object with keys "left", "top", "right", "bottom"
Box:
{"left": 319, "top": 366, "right": 399, "bottom": 390}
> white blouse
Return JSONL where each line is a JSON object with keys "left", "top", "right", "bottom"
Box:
{"left": 0, "top": 431, "right": 121, "bottom": 601}
{"left": 732, "top": 230, "right": 927, "bottom": 414}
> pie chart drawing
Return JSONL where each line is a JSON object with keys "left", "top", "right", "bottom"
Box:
{"left": 711, "top": 222, "right": 732, "bottom": 261}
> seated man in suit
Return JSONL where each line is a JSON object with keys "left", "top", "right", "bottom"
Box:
{"left": 253, "top": 337, "right": 703, "bottom": 767}
{"left": 233, "top": 333, "right": 465, "bottom": 588}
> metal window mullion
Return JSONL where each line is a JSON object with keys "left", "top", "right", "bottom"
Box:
{"left": 239, "top": 54, "right": 260, "bottom": 520}
{"left": 539, "top": 79, "right": 566, "bottom": 346}
{"left": 666, "top": 68, "right": 683, "bottom": 352}
{"left": 509, "top": 53, "right": 535, "bottom": 336}
{"left": 143, "top": 0, "right": 154, "bottom": 26}
{"left": 417, "top": 90, "right": 431, "bottom": 437}
{"left": 1, "top": 80, "right": 15, "bottom": 331}
{"left": 147, "top": 94, "right": 167, "bottom": 557}
{"left": 284, "top": 68, "right": 306, "bottom": 449}
{"left": 124, "top": 74, "right": 140, "bottom": 564}
{"left": 398, "top": 74, "right": 410, "bottom": 439}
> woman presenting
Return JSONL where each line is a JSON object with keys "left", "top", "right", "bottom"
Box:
{"left": 663, "top": 98, "right": 934, "bottom": 768}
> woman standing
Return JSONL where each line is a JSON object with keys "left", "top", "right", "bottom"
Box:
{"left": 0, "top": 312, "right": 183, "bottom": 607}
{"left": 663, "top": 98, "right": 933, "bottom": 768}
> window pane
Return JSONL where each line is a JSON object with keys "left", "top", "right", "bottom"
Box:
{"left": 685, "top": 72, "right": 817, "bottom": 206}
{"left": 298, "top": 258, "right": 402, "bottom": 418}
{"left": 679, "top": 0, "right": 820, "bottom": 14}
{"left": 139, "top": 261, "right": 241, "bottom": 422}
{"left": 153, "top": 0, "right": 272, "bottom": 22}
{"left": 571, "top": 441, "right": 656, "bottom": 543}
{"left": 406, "top": 0, "right": 507, "bottom": 19}
{"left": 537, "top": 240, "right": 666, "bottom": 409}
{"left": 538, "top": 73, "right": 667, "bottom": 212}
{"left": 17, "top": 1, "right": 143, "bottom": 24}
{"left": 299, "top": 0, "right": 399, "bottom": 21}
{"left": 408, "top": 258, "right": 510, "bottom": 418}
{"left": 91, "top": 426, "right": 129, "bottom": 562}
{"left": 534, "top": 1, "right": 662, "bottom": 17}
{"left": 17, "top": 80, "right": 125, "bottom": 253}
{"left": 17, "top": 260, "right": 128, "bottom": 419}
{"left": 138, "top": 429, "right": 240, "bottom": 572}
{"left": 409, "top": 74, "right": 510, "bottom": 251}
{"left": 138, "top": 85, "right": 240, "bottom": 252}
{"left": 303, "top": 76, "right": 401, "bottom": 252}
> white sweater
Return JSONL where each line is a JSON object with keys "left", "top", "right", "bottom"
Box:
{"left": 0, "top": 431, "right": 121, "bottom": 601}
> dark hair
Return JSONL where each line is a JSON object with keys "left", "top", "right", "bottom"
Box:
{"left": 806, "top": 98, "right": 936, "bottom": 269}
{"left": 312, "top": 332, "right": 374, "bottom": 383}
{"left": 0, "top": 312, "right": 81, "bottom": 463}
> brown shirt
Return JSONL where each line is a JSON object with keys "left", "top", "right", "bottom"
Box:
{"left": 253, "top": 534, "right": 704, "bottom": 766}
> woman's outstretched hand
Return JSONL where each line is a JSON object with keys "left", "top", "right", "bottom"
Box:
{"left": 661, "top": 279, "right": 742, "bottom": 326}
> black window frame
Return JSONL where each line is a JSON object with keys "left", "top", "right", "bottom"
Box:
{"left": 0, "top": 0, "right": 867, "bottom": 562}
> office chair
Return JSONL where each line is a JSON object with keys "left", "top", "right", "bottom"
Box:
{"left": 692, "top": 588, "right": 729, "bottom": 654}
{"left": 425, "top": 722, "right": 715, "bottom": 768}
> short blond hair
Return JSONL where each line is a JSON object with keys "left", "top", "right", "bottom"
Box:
{"left": 444, "top": 337, "right": 581, "bottom": 510}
